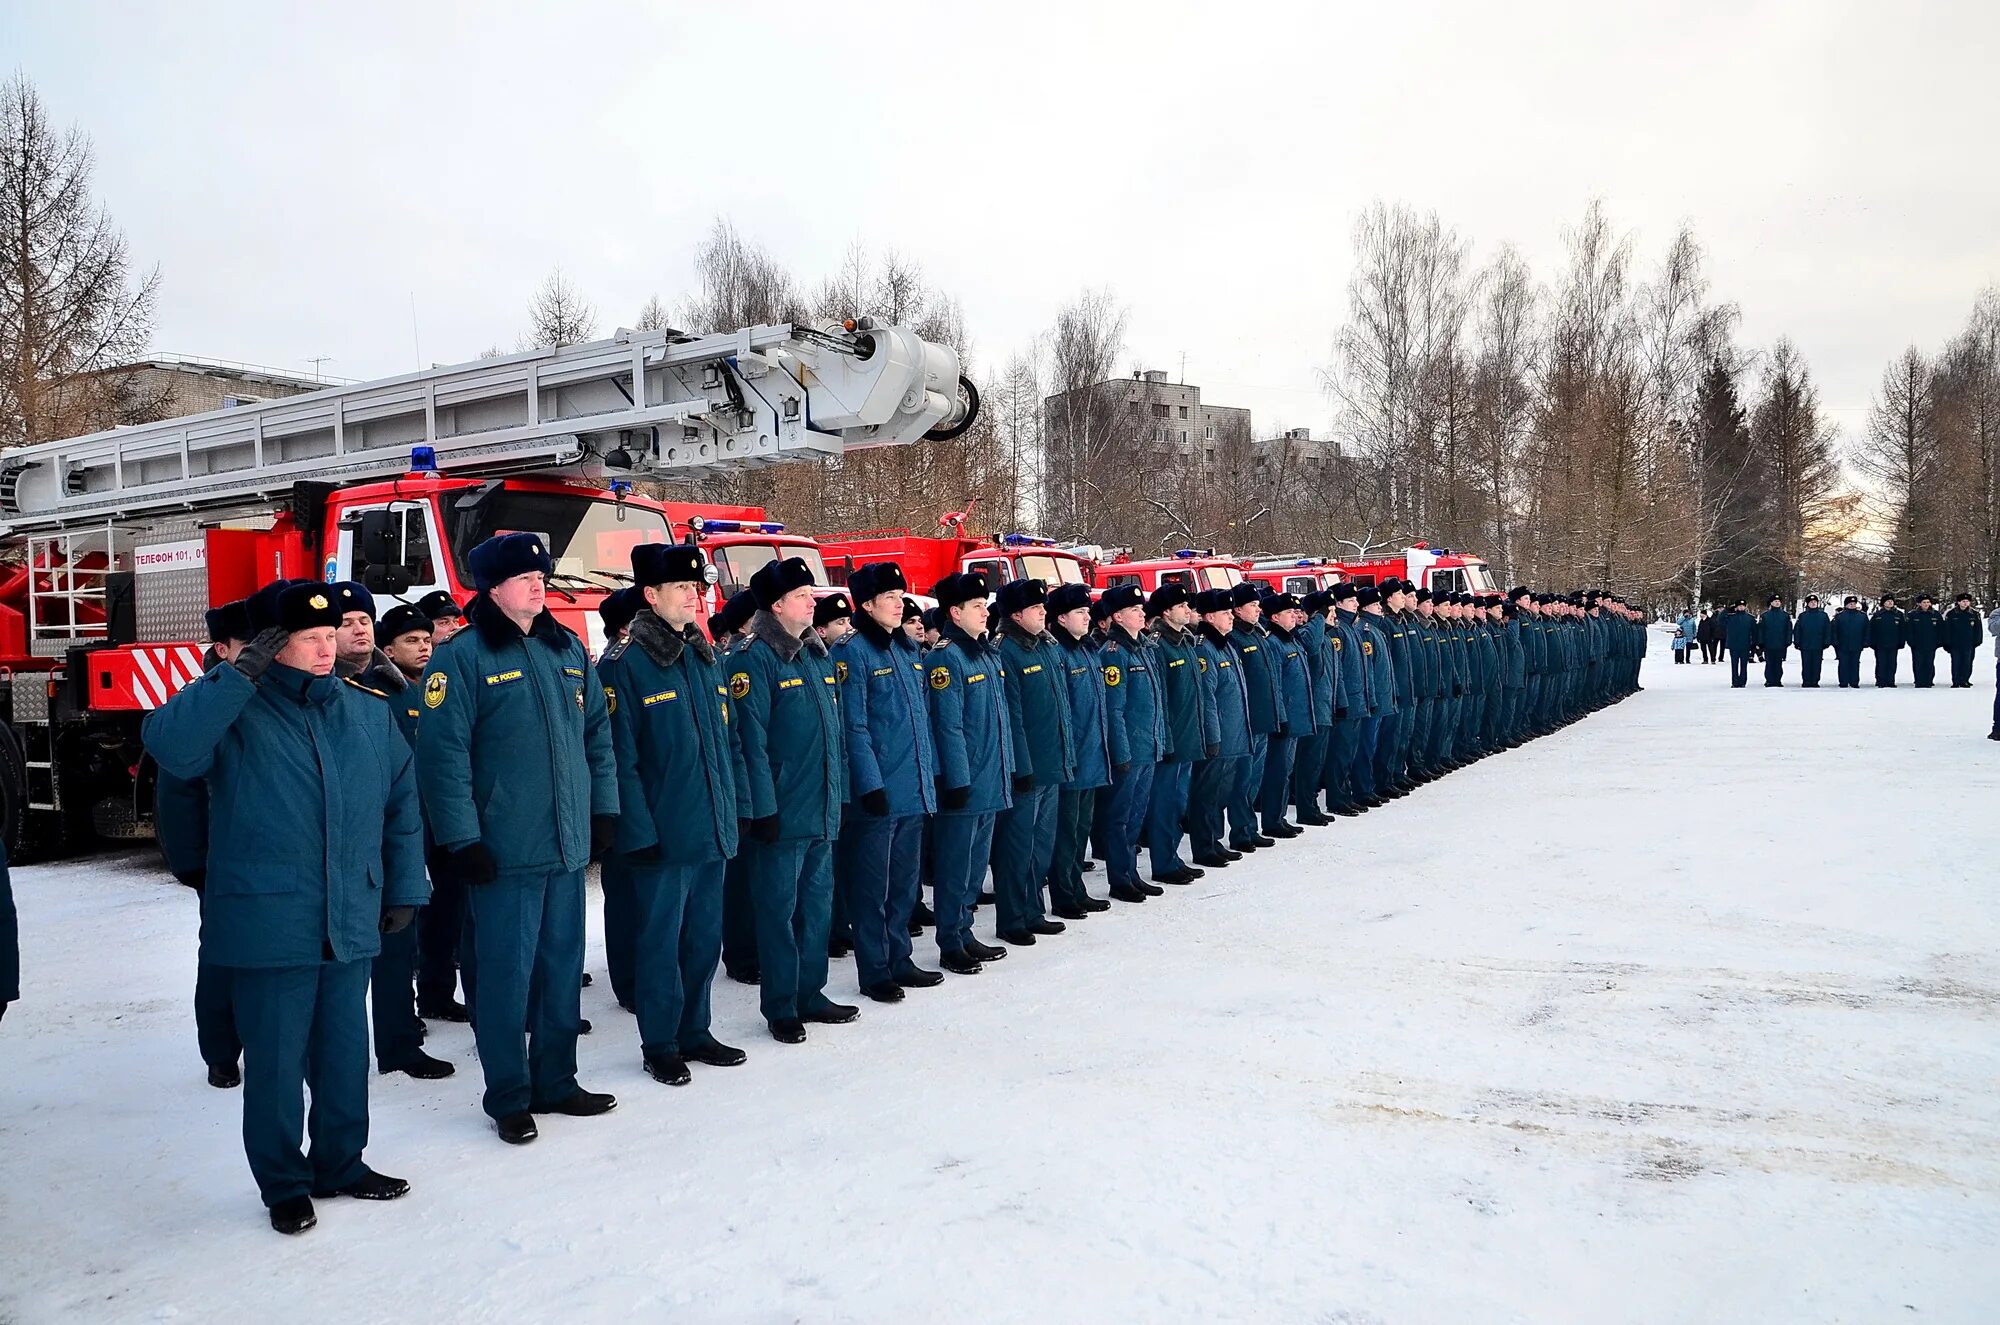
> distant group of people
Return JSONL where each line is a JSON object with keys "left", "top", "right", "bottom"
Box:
{"left": 1673, "top": 593, "right": 1988, "bottom": 692}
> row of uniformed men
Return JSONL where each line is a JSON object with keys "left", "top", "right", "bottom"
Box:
{"left": 1716, "top": 592, "right": 1987, "bottom": 689}
{"left": 136, "top": 531, "right": 1641, "bottom": 1234}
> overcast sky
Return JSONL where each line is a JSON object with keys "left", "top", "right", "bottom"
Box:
{"left": 7, "top": 1, "right": 1996, "bottom": 448}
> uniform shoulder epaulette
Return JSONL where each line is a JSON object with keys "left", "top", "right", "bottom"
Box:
{"left": 342, "top": 676, "right": 391, "bottom": 699}
{"left": 601, "top": 638, "right": 630, "bottom": 663}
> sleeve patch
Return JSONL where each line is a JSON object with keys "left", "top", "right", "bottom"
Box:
{"left": 603, "top": 686, "right": 618, "bottom": 714}
{"left": 730, "top": 672, "right": 751, "bottom": 699}
{"left": 423, "top": 673, "right": 449, "bottom": 708}
{"left": 929, "top": 666, "right": 952, "bottom": 691}
{"left": 1104, "top": 665, "right": 1121, "bottom": 687}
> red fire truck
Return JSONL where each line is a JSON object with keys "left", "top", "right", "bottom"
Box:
{"left": 662, "top": 504, "right": 835, "bottom": 613}
{"left": 817, "top": 527, "right": 1090, "bottom": 596}
{"left": 1089, "top": 549, "right": 1244, "bottom": 596}
{"left": 1237, "top": 556, "right": 1348, "bottom": 597}
{"left": 1339, "top": 543, "right": 1497, "bottom": 596}
{"left": 0, "top": 319, "right": 972, "bottom": 857}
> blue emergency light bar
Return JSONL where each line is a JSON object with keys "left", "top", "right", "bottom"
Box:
{"left": 1001, "top": 533, "right": 1055, "bottom": 546}
{"left": 409, "top": 445, "right": 438, "bottom": 472}
{"left": 690, "top": 517, "right": 785, "bottom": 534}
{"left": 1173, "top": 548, "right": 1216, "bottom": 559}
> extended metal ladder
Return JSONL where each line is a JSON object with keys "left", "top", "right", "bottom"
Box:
{"left": 0, "top": 321, "right": 968, "bottom": 534}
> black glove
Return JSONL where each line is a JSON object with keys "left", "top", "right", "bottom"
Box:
{"left": 1277, "top": 723, "right": 1291, "bottom": 737}
{"left": 174, "top": 870, "right": 206, "bottom": 893}
{"left": 232, "top": 627, "right": 290, "bottom": 682}
{"left": 1012, "top": 774, "right": 1034, "bottom": 794}
{"left": 589, "top": 814, "right": 618, "bottom": 861}
{"left": 1334, "top": 706, "right": 1348, "bottom": 721}
{"left": 627, "top": 843, "right": 664, "bottom": 863}
{"left": 451, "top": 841, "right": 499, "bottom": 885}
{"left": 748, "top": 815, "right": 780, "bottom": 844}
{"left": 939, "top": 784, "right": 971, "bottom": 811}
{"left": 860, "top": 788, "right": 890, "bottom": 817}
{"left": 1113, "top": 762, "right": 1130, "bottom": 777}
{"left": 380, "top": 906, "right": 415, "bottom": 935}
{"left": 1203, "top": 743, "right": 1219, "bottom": 759}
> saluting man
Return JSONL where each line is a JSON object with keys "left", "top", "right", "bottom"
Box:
{"left": 599, "top": 542, "right": 750, "bottom": 1085}
{"left": 732, "top": 557, "right": 854, "bottom": 1044}
{"left": 834, "top": 562, "right": 944, "bottom": 1002}
{"left": 926, "top": 572, "right": 1015, "bottom": 970}
{"left": 144, "top": 582, "right": 427, "bottom": 1234}
{"left": 417, "top": 533, "right": 621, "bottom": 1146}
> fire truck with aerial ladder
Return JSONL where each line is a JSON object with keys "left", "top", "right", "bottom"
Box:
{"left": 1237, "top": 555, "right": 1348, "bottom": 597}
{"left": 0, "top": 317, "right": 974, "bottom": 858}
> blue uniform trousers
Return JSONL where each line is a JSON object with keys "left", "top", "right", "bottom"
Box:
{"left": 745, "top": 837, "right": 836, "bottom": 1024}
{"left": 414, "top": 869, "right": 465, "bottom": 1014}
{"left": 1104, "top": 759, "right": 1154, "bottom": 887}
{"left": 1189, "top": 758, "right": 1237, "bottom": 857}
{"left": 1290, "top": 730, "right": 1329, "bottom": 816}
{"left": 631, "top": 859, "right": 724, "bottom": 1056}
{"left": 1146, "top": 761, "right": 1194, "bottom": 877}
{"left": 369, "top": 922, "right": 423, "bottom": 1073}
{"left": 931, "top": 811, "right": 996, "bottom": 954}
{"left": 1874, "top": 651, "right": 1899, "bottom": 687}
{"left": 600, "top": 852, "right": 638, "bottom": 1010}
{"left": 1046, "top": 788, "right": 1097, "bottom": 911}
{"left": 994, "top": 784, "right": 1060, "bottom": 932}
{"left": 466, "top": 867, "right": 585, "bottom": 1119}
{"left": 841, "top": 812, "right": 923, "bottom": 987}
{"left": 194, "top": 894, "right": 240, "bottom": 1071}
{"left": 1352, "top": 716, "right": 1380, "bottom": 799}
{"left": 1258, "top": 733, "right": 1296, "bottom": 831}
{"left": 1228, "top": 733, "right": 1267, "bottom": 848}
{"left": 1372, "top": 711, "right": 1401, "bottom": 791}
{"left": 1326, "top": 718, "right": 1361, "bottom": 807}
{"left": 721, "top": 854, "right": 758, "bottom": 980}
{"left": 231, "top": 958, "right": 370, "bottom": 1207}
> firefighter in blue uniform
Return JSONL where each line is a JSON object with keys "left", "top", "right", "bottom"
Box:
{"left": 1757, "top": 595, "right": 1792, "bottom": 687}
{"left": 1792, "top": 593, "right": 1831, "bottom": 688}
{"left": 154, "top": 598, "right": 251, "bottom": 1089}
{"left": 1191, "top": 587, "right": 1250, "bottom": 867}
{"left": 1147, "top": 582, "right": 1214, "bottom": 883}
{"left": 926, "top": 571, "right": 1014, "bottom": 970}
{"left": 1259, "top": 592, "right": 1313, "bottom": 837}
{"left": 1377, "top": 581, "right": 1418, "bottom": 791}
{"left": 731, "top": 557, "right": 851, "bottom": 1043}
{"left": 1830, "top": 595, "right": 1868, "bottom": 688}
{"left": 834, "top": 561, "right": 944, "bottom": 1000}
{"left": 1498, "top": 595, "right": 1527, "bottom": 744}
{"left": 1046, "top": 583, "right": 1117, "bottom": 917}
{"left": 1868, "top": 594, "right": 1907, "bottom": 687}
{"left": 1291, "top": 589, "right": 1337, "bottom": 820}
{"left": 1226, "top": 584, "right": 1279, "bottom": 853}
{"left": 1944, "top": 592, "right": 1982, "bottom": 688}
{"left": 1359, "top": 586, "right": 1402, "bottom": 790}
{"left": 1904, "top": 594, "right": 1944, "bottom": 688}
{"left": 1098, "top": 585, "right": 1164, "bottom": 902}
{"left": 416, "top": 533, "right": 620, "bottom": 1146}
{"left": 143, "top": 582, "right": 426, "bottom": 1234}
{"left": 1324, "top": 583, "right": 1374, "bottom": 812}
{"left": 993, "top": 578, "right": 1077, "bottom": 941}
{"left": 703, "top": 587, "right": 764, "bottom": 984}
{"left": 594, "top": 585, "right": 644, "bottom": 1013}
{"left": 600, "top": 543, "right": 750, "bottom": 1084}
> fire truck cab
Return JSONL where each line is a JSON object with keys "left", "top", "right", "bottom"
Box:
{"left": 1340, "top": 543, "right": 1497, "bottom": 596}
{"left": 1238, "top": 556, "right": 1347, "bottom": 597}
{"left": 665, "top": 505, "right": 832, "bottom": 614}
{"left": 818, "top": 529, "right": 1089, "bottom": 596}
{"left": 1091, "top": 549, "right": 1244, "bottom": 596}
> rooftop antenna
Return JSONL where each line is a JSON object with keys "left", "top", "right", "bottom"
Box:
{"left": 304, "top": 356, "right": 334, "bottom": 381}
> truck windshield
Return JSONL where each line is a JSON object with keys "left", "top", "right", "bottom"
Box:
{"left": 1199, "top": 565, "right": 1243, "bottom": 589}
{"left": 710, "top": 542, "right": 829, "bottom": 596}
{"left": 1463, "top": 562, "right": 1496, "bottom": 592}
{"left": 448, "top": 489, "right": 671, "bottom": 587}
{"left": 1017, "top": 554, "right": 1086, "bottom": 585}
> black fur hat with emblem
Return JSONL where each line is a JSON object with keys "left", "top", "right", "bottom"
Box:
{"left": 245, "top": 578, "right": 315, "bottom": 633}
{"left": 377, "top": 603, "right": 433, "bottom": 641}
{"left": 931, "top": 571, "right": 988, "bottom": 611}
{"left": 848, "top": 562, "right": 908, "bottom": 606}
{"left": 205, "top": 600, "right": 252, "bottom": 645}
{"left": 632, "top": 542, "right": 708, "bottom": 587}
{"left": 278, "top": 583, "right": 346, "bottom": 632}
{"left": 750, "top": 556, "right": 816, "bottom": 609}
{"left": 995, "top": 578, "right": 1047, "bottom": 617}
{"left": 813, "top": 592, "right": 854, "bottom": 627}
{"left": 467, "top": 532, "right": 554, "bottom": 591}
{"left": 1098, "top": 584, "right": 1144, "bottom": 617}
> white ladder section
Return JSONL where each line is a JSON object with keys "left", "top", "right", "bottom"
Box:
{"left": 0, "top": 322, "right": 967, "bottom": 534}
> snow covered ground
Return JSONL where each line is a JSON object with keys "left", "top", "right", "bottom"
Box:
{"left": 3, "top": 635, "right": 1997, "bottom": 1324}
